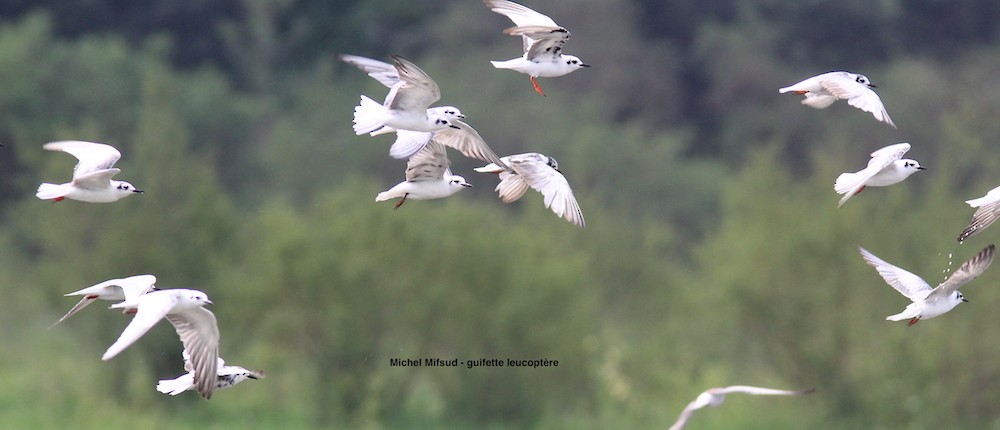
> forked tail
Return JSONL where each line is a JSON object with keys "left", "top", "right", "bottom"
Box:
{"left": 36, "top": 183, "right": 70, "bottom": 201}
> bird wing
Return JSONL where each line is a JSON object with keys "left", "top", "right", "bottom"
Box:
{"left": 859, "top": 247, "right": 932, "bottom": 301}
{"left": 166, "top": 307, "right": 220, "bottom": 399}
{"left": 404, "top": 140, "right": 450, "bottom": 182}
{"left": 339, "top": 54, "right": 400, "bottom": 88}
{"left": 820, "top": 78, "right": 895, "bottom": 127}
{"left": 484, "top": 0, "right": 559, "bottom": 28}
{"left": 508, "top": 153, "right": 585, "bottom": 227}
{"left": 668, "top": 399, "right": 704, "bottom": 430}
{"left": 43, "top": 140, "right": 122, "bottom": 179}
{"left": 504, "top": 25, "right": 571, "bottom": 60}
{"left": 385, "top": 55, "right": 440, "bottom": 113}
{"left": 959, "top": 202, "right": 1000, "bottom": 242}
{"left": 495, "top": 171, "right": 531, "bottom": 204}
{"left": 928, "top": 244, "right": 995, "bottom": 299}
{"left": 102, "top": 293, "right": 176, "bottom": 360}
{"left": 117, "top": 274, "right": 158, "bottom": 301}
{"left": 72, "top": 168, "right": 122, "bottom": 190}
{"left": 717, "top": 386, "right": 815, "bottom": 396}
{"left": 430, "top": 120, "right": 508, "bottom": 168}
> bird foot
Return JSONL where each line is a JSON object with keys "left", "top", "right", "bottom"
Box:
{"left": 394, "top": 195, "right": 408, "bottom": 210}
{"left": 530, "top": 77, "right": 546, "bottom": 96}
{"left": 907, "top": 317, "right": 919, "bottom": 326}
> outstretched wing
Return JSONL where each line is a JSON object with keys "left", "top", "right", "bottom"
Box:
{"left": 386, "top": 55, "right": 441, "bottom": 113}
{"left": 929, "top": 244, "right": 995, "bottom": 299}
{"left": 404, "top": 140, "right": 450, "bottom": 182}
{"left": 43, "top": 140, "right": 122, "bottom": 179}
{"left": 508, "top": 153, "right": 585, "bottom": 227}
{"left": 859, "top": 247, "right": 933, "bottom": 301}
{"left": 166, "top": 307, "right": 220, "bottom": 399}
{"left": 820, "top": 78, "right": 895, "bottom": 127}
{"left": 339, "top": 54, "right": 400, "bottom": 88}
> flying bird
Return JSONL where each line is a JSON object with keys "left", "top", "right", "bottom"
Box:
{"left": 669, "top": 385, "right": 815, "bottom": 430}
{"left": 102, "top": 289, "right": 220, "bottom": 399}
{"left": 958, "top": 185, "right": 1000, "bottom": 242}
{"left": 834, "top": 143, "right": 924, "bottom": 208}
{"left": 860, "top": 244, "right": 995, "bottom": 326}
{"left": 51, "top": 274, "right": 158, "bottom": 327}
{"left": 474, "top": 153, "right": 585, "bottom": 227}
{"left": 351, "top": 55, "right": 462, "bottom": 137}
{"left": 779, "top": 71, "right": 895, "bottom": 127}
{"left": 36, "top": 140, "right": 143, "bottom": 202}
{"left": 484, "top": 0, "right": 590, "bottom": 96}
{"left": 376, "top": 140, "right": 472, "bottom": 209}
{"left": 156, "top": 349, "right": 263, "bottom": 396}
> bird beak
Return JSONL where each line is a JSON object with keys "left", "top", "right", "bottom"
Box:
{"left": 462, "top": 183, "right": 473, "bottom": 188}
{"left": 962, "top": 297, "right": 969, "bottom": 303}
{"left": 205, "top": 299, "right": 213, "bottom": 305}
{"left": 580, "top": 63, "right": 591, "bottom": 68}
{"left": 449, "top": 125, "right": 460, "bottom": 129}
{"left": 868, "top": 84, "right": 878, "bottom": 88}
{"left": 458, "top": 114, "right": 466, "bottom": 119}
{"left": 134, "top": 189, "right": 145, "bottom": 193}
{"left": 917, "top": 166, "right": 927, "bottom": 170}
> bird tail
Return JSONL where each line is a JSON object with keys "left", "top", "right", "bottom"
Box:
{"left": 375, "top": 190, "right": 396, "bottom": 202}
{"left": 490, "top": 60, "right": 517, "bottom": 70}
{"left": 156, "top": 374, "right": 194, "bottom": 396}
{"left": 388, "top": 130, "right": 433, "bottom": 159}
{"left": 353, "top": 95, "right": 387, "bottom": 135}
{"left": 36, "top": 183, "right": 71, "bottom": 201}
{"left": 474, "top": 163, "right": 504, "bottom": 174}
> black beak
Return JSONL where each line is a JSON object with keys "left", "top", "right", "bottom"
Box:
{"left": 462, "top": 183, "right": 473, "bottom": 188}
{"left": 457, "top": 114, "right": 466, "bottom": 119}
{"left": 449, "top": 125, "right": 460, "bottom": 129}
{"left": 580, "top": 64, "right": 591, "bottom": 68}
{"left": 134, "top": 189, "right": 145, "bottom": 193}
{"left": 869, "top": 84, "right": 878, "bottom": 88}
{"left": 962, "top": 297, "right": 969, "bottom": 303}
{"left": 917, "top": 166, "right": 927, "bottom": 170}
{"left": 248, "top": 374, "right": 260, "bottom": 380}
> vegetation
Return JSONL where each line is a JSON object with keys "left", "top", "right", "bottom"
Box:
{"left": 1, "top": 1, "right": 1000, "bottom": 428}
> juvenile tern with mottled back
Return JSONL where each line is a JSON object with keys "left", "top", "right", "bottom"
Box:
{"left": 157, "top": 349, "right": 263, "bottom": 396}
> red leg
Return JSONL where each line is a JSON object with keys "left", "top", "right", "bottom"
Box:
{"left": 856, "top": 185, "right": 866, "bottom": 194}
{"left": 793, "top": 90, "right": 808, "bottom": 95}
{"left": 394, "top": 194, "right": 408, "bottom": 210}
{"left": 530, "top": 76, "right": 546, "bottom": 96}
{"left": 52, "top": 196, "right": 65, "bottom": 203}
{"left": 907, "top": 317, "right": 919, "bottom": 326}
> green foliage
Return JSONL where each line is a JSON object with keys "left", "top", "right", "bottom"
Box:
{"left": 3, "top": 2, "right": 1000, "bottom": 429}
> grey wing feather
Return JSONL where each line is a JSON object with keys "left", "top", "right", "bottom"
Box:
{"left": 495, "top": 171, "right": 531, "bottom": 203}
{"left": 404, "top": 140, "right": 450, "bottom": 182}
{"left": 930, "top": 244, "right": 995, "bottom": 298}
{"left": 431, "top": 121, "right": 509, "bottom": 168}
{"left": 505, "top": 26, "right": 570, "bottom": 60}
{"left": 339, "top": 54, "right": 400, "bottom": 88}
{"left": 959, "top": 202, "right": 1000, "bottom": 242}
{"left": 166, "top": 307, "right": 220, "bottom": 399}
{"left": 386, "top": 55, "right": 440, "bottom": 113}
